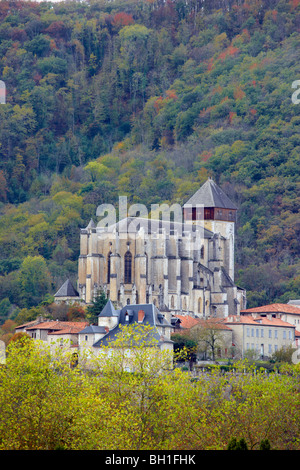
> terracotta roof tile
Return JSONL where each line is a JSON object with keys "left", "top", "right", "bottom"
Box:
{"left": 174, "top": 315, "right": 231, "bottom": 330}
{"left": 226, "top": 315, "right": 295, "bottom": 328}
{"left": 26, "top": 321, "right": 88, "bottom": 334}
{"left": 174, "top": 315, "right": 201, "bottom": 329}
{"left": 241, "top": 304, "right": 300, "bottom": 315}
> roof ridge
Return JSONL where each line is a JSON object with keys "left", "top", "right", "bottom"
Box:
{"left": 184, "top": 178, "right": 237, "bottom": 210}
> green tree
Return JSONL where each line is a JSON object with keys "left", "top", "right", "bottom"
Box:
{"left": 227, "top": 437, "right": 248, "bottom": 450}
{"left": 85, "top": 289, "right": 107, "bottom": 325}
{"left": 17, "top": 256, "right": 51, "bottom": 308}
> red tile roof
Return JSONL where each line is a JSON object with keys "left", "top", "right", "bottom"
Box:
{"left": 175, "top": 315, "right": 231, "bottom": 330}
{"left": 175, "top": 315, "right": 201, "bottom": 329}
{"left": 226, "top": 315, "right": 295, "bottom": 328}
{"left": 26, "top": 321, "right": 88, "bottom": 335}
{"left": 241, "top": 304, "right": 300, "bottom": 315}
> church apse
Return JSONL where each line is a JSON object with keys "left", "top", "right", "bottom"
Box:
{"left": 77, "top": 179, "right": 246, "bottom": 318}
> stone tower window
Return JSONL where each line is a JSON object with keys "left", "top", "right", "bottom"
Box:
{"left": 124, "top": 251, "right": 132, "bottom": 284}
{"left": 107, "top": 252, "right": 111, "bottom": 283}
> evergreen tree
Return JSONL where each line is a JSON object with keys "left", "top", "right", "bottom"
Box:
{"left": 85, "top": 290, "right": 107, "bottom": 325}
{"left": 227, "top": 437, "right": 248, "bottom": 450}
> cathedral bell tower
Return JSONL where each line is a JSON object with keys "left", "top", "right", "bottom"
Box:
{"left": 183, "top": 178, "right": 237, "bottom": 281}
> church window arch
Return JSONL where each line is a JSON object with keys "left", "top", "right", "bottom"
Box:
{"left": 107, "top": 252, "right": 111, "bottom": 283}
{"left": 200, "top": 246, "right": 204, "bottom": 259}
{"left": 198, "top": 297, "right": 202, "bottom": 313}
{"left": 124, "top": 251, "right": 132, "bottom": 284}
{"left": 183, "top": 297, "right": 187, "bottom": 310}
{"left": 171, "top": 295, "right": 175, "bottom": 308}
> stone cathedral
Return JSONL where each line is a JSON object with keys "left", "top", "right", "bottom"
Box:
{"left": 77, "top": 178, "right": 246, "bottom": 318}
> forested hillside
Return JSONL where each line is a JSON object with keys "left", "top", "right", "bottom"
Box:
{"left": 0, "top": 0, "right": 299, "bottom": 322}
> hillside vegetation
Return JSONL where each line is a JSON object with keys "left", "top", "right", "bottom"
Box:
{"left": 0, "top": 0, "right": 299, "bottom": 321}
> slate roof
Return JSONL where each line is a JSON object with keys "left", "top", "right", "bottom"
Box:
{"left": 94, "top": 302, "right": 173, "bottom": 348}
{"left": 79, "top": 325, "right": 107, "bottom": 334}
{"left": 98, "top": 299, "right": 119, "bottom": 317}
{"left": 54, "top": 279, "right": 79, "bottom": 298}
{"left": 85, "top": 218, "right": 96, "bottom": 229}
{"left": 184, "top": 178, "right": 237, "bottom": 210}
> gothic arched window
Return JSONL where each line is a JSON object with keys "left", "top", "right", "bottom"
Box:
{"left": 124, "top": 251, "right": 132, "bottom": 284}
{"left": 107, "top": 252, "right": 111, "bottom": 283}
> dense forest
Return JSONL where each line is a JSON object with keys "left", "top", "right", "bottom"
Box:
{"left": 0, "top": 0, "right": 299, "bottom": 324}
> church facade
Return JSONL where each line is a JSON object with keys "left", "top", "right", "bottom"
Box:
{"left": 77, "top": 178, "right": 246, "bottom": 318}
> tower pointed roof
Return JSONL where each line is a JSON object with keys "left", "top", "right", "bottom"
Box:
{"left": 98, "top": 299, "right": 119, "bottom": 317}
{"left": 85, "top": 218, "right": 96, "bottom": 229}
{"left": 184, "top": 178, "right": 237, "bottom": 210}
{"left": 54, "top": 279, "right": 79, "bottom": 298}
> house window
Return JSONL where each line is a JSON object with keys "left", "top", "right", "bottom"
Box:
{"left": 247, "top": 328, "right": 250, "bottom": 337}
{"left": 256, "top": 329, "right": 259, "bottom": 338}
{"left": 268, "top": 344, "right": 272, "bottom": 354}
{"left": 269, "top": 329, "right": 272, "bottom": 338}
{"left": 251, "top": 328, "right": 254, "bottom": 337}
{"left": 124, "top": 251, "right": 132, "bottom": 284}
{"left": 85, "top": 335, "right": 88, "bottom": 341}
{"left": 275, "top": 330, "right": 278, "bottom": 339}
{"left": 261, "top": 329, "right": 264, "bottom": 337}
{"left": 283, "top": 330, "right": 286, "bottom": 339}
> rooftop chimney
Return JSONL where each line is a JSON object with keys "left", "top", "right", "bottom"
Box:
{"left": 138, "top": 309, "right": 145, "bottom": 323}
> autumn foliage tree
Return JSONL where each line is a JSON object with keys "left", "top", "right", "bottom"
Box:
{"left": 0, "top": 327, "right": 300, "bottom": 450}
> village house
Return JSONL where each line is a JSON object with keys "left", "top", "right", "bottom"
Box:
{"left": 240, "top": 303, "right": 300, "bottom": 329}
{"left": 225, "top": 315, "right": 296, "bottom": 359}
{"left": 78, "top": 300, "right": 174, "bottom": 355}
{"left": 15, "top": 320, "right": 89, "bottom": 353}
{"left": 173, "top": 314, "right": 233, "bottom": 360}
{"left": 172, "top": 307, "right": 299, "bottom": 362}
